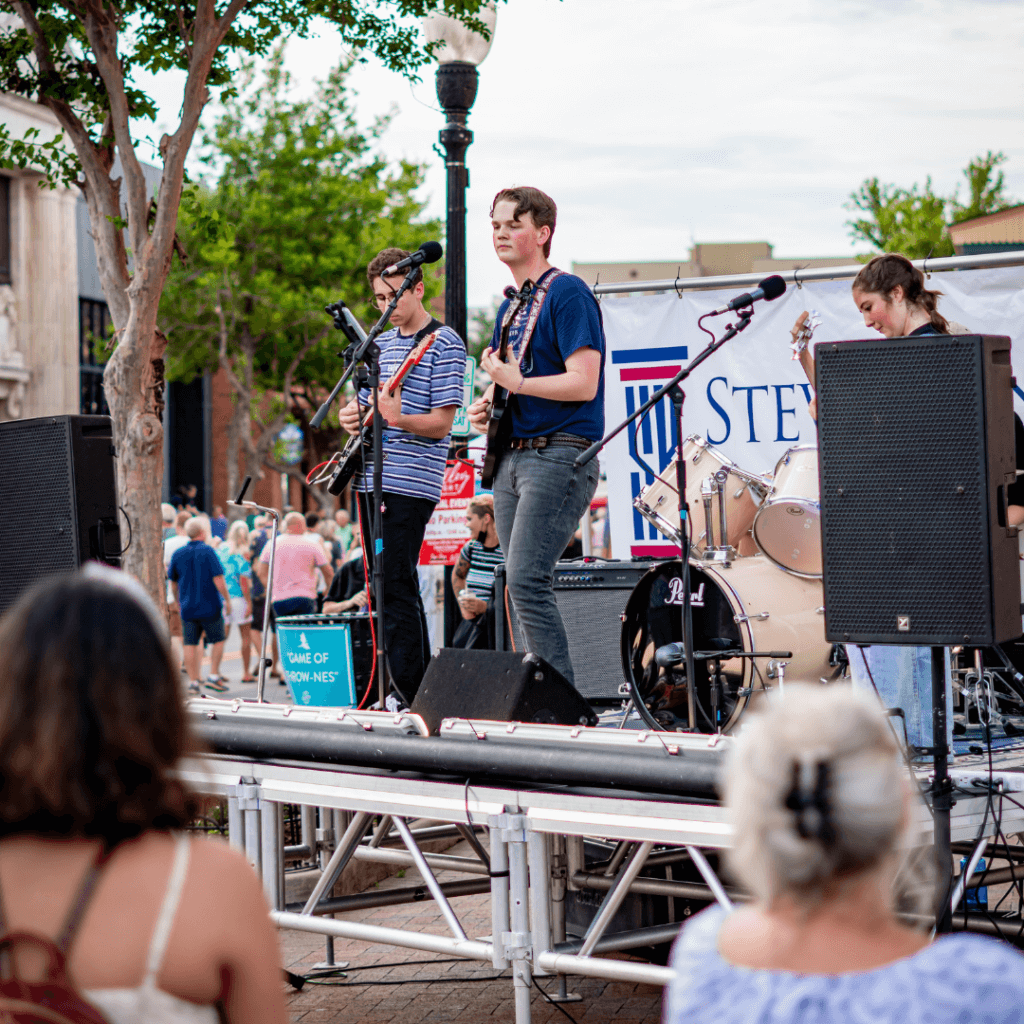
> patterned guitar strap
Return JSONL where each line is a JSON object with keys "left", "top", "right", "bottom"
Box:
{"left": 500, "top": 268, "right": 566, "bottom": 368}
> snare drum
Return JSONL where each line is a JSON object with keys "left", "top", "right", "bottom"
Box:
{"left": 620, "top": 555, "right": 832, "bottom": 733}
{"left": 753, "top": 445, "right": 822, "bottom": 577}
{"left": 634, "top": 436, "right": 767, "bottom": 552}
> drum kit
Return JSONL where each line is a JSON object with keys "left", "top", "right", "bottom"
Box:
{"left": 624, "top": 435, "right": 837, "bottom": 734}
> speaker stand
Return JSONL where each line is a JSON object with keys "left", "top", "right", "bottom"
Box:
{"left": 929, "top": 645, "right": 954, "bottom": 934}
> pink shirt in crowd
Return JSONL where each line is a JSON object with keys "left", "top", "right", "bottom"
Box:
{"left": 260, "top": 534, "right": 328, "bottom": 601}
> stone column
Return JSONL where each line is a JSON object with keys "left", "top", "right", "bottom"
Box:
{"left": 12, "top": 173, "right": 79, "bottom": 420}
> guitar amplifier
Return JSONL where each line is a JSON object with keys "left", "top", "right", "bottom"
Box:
{"left": 494, "top": 559, "right": 666, "bottom": 702}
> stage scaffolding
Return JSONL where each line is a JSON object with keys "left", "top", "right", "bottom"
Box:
{"left": 183, "top": 704, "right": 1024, "bottom": 1024}
{"left": 591, "top": 249, "right": 1024, "bottom": 297}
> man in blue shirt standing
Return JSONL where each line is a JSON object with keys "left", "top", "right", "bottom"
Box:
{"left": 338, "top": 248, "right": 465, "bottom": 705}
{"left": 168, "top": 517, "right": 231, "bottom": 693}
{"left": 468, "top": 187, "right": 605, "bottom": 687}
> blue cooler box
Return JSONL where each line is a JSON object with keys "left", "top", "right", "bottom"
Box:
{"left": 275, "top": 614, "right": 357, "bottom": 707}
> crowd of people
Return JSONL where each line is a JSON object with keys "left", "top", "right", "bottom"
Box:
{"left": 160, "top": 503, "right": 361, "bottom": 694}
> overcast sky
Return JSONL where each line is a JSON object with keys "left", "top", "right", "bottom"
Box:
{"left": 138, "top": 0, "right": 1024, "bottom": 309}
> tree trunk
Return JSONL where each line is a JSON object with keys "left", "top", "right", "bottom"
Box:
{"left": 224, "top": 391, "right": 247, "bottom": 520}
{"left": 102, "top": 316, "right": 167, "bottom": 605}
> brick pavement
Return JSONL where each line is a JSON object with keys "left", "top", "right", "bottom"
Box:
{"left": 278, "top": 844, "right": 665, "bottom": 1024}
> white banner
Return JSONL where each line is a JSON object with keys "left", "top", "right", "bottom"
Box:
{"left": 601, "top": 265, "right": 1024, "bottom": 559}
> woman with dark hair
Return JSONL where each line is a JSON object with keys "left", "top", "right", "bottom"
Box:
{"left": 664, "top": 685, "right": 1024, "bottom": 1023}
{"left": 0, "top": 565, "right": 287, "bottom": 1024}
{"left": 850, "top": 252, "right": 950, "bottom": 336}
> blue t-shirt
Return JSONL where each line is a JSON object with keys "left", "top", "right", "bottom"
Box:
{"left": 354, "top": 323, "right": 465, "bottom": 502}
{"left": 168, "top": 540, "right": 224, "bottom": 621}
{"left": 665, "top": 904, "right": 1024, "bottom": 1024}
{"left": 218, "top": 549, "right": 252, "bottom": 599}
{"left": 488, "top": 270, "right": 605, "bottom": 440}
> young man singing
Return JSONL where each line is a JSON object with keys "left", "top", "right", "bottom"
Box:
{"left": 468, "top": 187, "right": 606, "bottom": 686}
{"left": 338, "top": 248, "right": 465, "bottom": 705}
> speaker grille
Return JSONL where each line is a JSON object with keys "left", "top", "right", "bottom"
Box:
{"left": 497, "top": 561, "right": 662, "bottom": 700}
{"left": 0, "top": 418, "right": 80, "bottom": 615}
{"left": 817, "top": 336, "right": 997, "bottom": 644}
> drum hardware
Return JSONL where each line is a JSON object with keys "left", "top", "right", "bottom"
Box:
{"left": 765, "top": 660, "right": 790, "bottom": 691}
{"left": 634, "top": 436, "right": 766, "bottom": 555}
{"left": 734, "top": 611, "right": 769, "bottom": 623}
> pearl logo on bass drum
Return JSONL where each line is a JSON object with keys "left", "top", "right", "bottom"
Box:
{"left": 666, "top": 577, "right": 705, "bottom": 608}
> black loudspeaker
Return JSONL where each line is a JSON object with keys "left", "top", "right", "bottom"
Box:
{"left": 816, "top": 334, "right": 1019, "bottom": 646}
{"left": 0, "top": 415, "right": 121, "bottom": 616}
{"left": 494, "top": 559, "right": 663, "bottom": 702}
{"left": 411, "top": 649, "right": 599, "bottom": 736}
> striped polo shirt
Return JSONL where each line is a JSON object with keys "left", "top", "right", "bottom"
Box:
{"left": 353, "top": 323, "right": 465, "bottom": 502}
{"left": 459, "top": 540, "right": 504, "bottom": 600}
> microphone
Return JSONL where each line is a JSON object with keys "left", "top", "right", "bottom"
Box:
{"left": 709, "top": 275, "right": 786, "bottom": 316}
{"left": 382, "top": 241, "right": 443, "bottom": 277}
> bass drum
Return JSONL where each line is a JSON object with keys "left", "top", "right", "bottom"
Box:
{"left": 620, "top": 556, "right": 833, "bottom": 733}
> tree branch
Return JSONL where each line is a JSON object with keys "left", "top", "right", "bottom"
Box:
{"left": 81, "top": 1, "right": 150, "bottom": 260}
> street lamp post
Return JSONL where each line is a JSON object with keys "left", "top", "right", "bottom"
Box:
{"left": 424, "top": 8, "right": 496, "bottom": 343}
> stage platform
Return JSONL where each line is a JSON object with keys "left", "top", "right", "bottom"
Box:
{"left": 181, "top": 699, "right": 1024, "bottom": 1023}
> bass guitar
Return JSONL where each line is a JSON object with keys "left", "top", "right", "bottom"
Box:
{"left": 480, "top": 281, "right": 533, "bottom": 488}
{"left": 327, "top": 328, "right": 440, "bottom": 496}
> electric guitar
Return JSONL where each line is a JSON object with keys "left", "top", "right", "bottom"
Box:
{"left": 480, "top": 281, "right": 533, "bottom": 489}
{"left": 327, "top": 328, "right": 441, "bottom": 496}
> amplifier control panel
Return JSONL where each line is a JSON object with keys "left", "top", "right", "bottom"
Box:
{"left": 552, "top": 559, "right": 666, "bottom": 589}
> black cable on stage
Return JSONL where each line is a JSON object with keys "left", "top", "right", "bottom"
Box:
{"left": 531, "top": 975, "right": 578, "bottom": 1023}
{"left": 630, "top": 411, "right": 659, "bottom": 483}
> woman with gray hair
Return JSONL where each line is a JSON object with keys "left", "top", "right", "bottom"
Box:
{"left": 664, "top": 685, "right": 1024, "bottom": 1023}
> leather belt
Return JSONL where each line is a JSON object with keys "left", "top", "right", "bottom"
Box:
{"left": 507, "top": 432, "right": 591, "bottom": 452}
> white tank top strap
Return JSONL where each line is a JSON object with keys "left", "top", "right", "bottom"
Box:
{"left": 143, "top": 833, "right": 191, "bottom": 987}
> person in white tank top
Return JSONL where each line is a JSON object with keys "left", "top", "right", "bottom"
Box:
{"left": 0, "top": 565, "right": 286, "bottom": 1024}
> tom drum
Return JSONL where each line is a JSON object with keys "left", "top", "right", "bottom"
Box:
{"left": 753, "top": 445, "right": 822, "bottom": 577}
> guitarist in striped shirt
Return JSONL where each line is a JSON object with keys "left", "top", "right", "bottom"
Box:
{"left": 468, "top": 187, "right": 606, "bottom": 688}
{"left": 338, "top": 248, "right": 465, "bottom": 704}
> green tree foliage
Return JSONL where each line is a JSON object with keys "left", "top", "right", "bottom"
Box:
{"left": 846, "top": 152, "right": 1015, "bottom": 259}
{"left": 0, "top": 0, "right": 497, "bottom": 602}
{"left": 160, "top": 50, "right": 443, "bottom": 508}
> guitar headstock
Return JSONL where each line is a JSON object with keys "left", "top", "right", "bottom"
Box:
{"left": 497, "top": 279, "right": 535, "bottom": 359}
{"left": 791, "top": 309, "right": 822, "bottom": 360}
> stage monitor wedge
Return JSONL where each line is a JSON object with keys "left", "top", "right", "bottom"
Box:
{"left": 816, "top": 333, "right": 1019, "bottom": 647}
{"left": 0, "top": 415, "right": 121, "bottom": 616}
{"left": 412, "top": 649, "right": 598, "bottom": 736}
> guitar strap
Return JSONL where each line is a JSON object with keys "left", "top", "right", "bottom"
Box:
{"left": 500, "top": 268, "right": 566, "bottom": 367}
{"left": 404, "top": 317, "right": 444, "bottom": 359}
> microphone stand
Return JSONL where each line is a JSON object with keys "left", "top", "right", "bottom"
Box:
{"left": 312, "top": 267, "right": 422, "bottom": 710}
{"left": 228, "top": 476, "right": 279, "bottom": 704}
{"left": 577, "top": 308, "right": 755, "bottom": 732}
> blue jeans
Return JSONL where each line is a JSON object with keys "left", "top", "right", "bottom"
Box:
{"left": 493, "top": 445, "right": 600, "bottom": 685}
{"left": 847, "top": 644, "right": 954, "bottom": 753}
